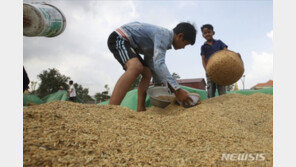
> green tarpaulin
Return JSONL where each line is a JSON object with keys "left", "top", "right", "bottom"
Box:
{"left": 231, "top": 87, "right": 273, "bottom": 95}
{"left": 41, "top": 90, "right": 68, "bottom": 102}
{"left": 23, "top": 90, "right": 83, "bottom": 106}
{"left": 24, "top": 86, "right": 273, "bottom": 110}
{"left": 23, "top": 94, "right": 44, "bottom": 106}
{"left": 23, "top": 90, "right": 68, "bottom": 106}
{"left": 99, "top": 86, "right": 273, "bottom": 111}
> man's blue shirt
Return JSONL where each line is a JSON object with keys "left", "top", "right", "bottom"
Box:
{"left": 200, "top": 39, "right": 228, "bottom": 62}
{"left": 119, "top": 22, "right": 181, "bottom": 90}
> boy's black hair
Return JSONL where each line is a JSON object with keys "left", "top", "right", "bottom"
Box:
{"left": 173, "top": 22, "right": 197, "bottom": 45}
{"left": 69, "top": 80, "right": 73, "bottom": 84}
{"left": 201, "top": 24, "right": 214, "bottom": 31}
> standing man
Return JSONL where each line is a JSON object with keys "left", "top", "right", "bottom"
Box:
{"left": 68, "top": 80, "right": 77, "bottom": 102}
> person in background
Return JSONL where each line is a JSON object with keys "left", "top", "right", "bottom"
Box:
{"left": 68, "top": 80, "right": 77, "bottom": 102}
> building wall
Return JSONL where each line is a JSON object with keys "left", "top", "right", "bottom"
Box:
{"left": 179, "top": 83, "right": 206, "bottom": 90}
{"left": 252, "top": 86, "right": 272, "bottom": 90}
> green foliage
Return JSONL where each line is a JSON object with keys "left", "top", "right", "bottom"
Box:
{"left": 95, "top": 84, "right": 110, "bottom": 103}
{"left": 73, "top": 83, "right": 95, "bottom": 103}
{"left": 35, "top": 68, "right": 94, "bottom": 103}
{"left": 172, "top": 72, "right": 181, "bottom": 80}
{"left": 36, "top": 68, "right": 70, "bottom": 98}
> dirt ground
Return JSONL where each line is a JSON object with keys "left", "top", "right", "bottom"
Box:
{"left": 23, "top": 93, "right": 273, "bottom": 167}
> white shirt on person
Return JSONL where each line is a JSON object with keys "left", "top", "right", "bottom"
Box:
{"left": 69, "top": 85, "right": 76, "bottom": 97}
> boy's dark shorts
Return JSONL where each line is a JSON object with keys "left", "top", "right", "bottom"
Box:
{"left": 107, "top": 31, "right": 147, "bottom": 70}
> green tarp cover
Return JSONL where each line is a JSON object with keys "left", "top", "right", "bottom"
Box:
{"left": 41, "top": 90, "right": 68, "bottom": 103}
{"left": 23, "top": 86, "right": 273, "bottom": 109}
{"left": 23, "top": 90, "right": 69, "bottom": 106}
{"left": 231, "top": 87, "right": 273, "bottom": 95}
{"left": 99, "top": 89, "right": 152, "bottom": 111}
{"left": 99, "top": 86, "right": 273, "bottom": 111}
{"left": 23, "top": 94, "right": 44, "bottom": 106}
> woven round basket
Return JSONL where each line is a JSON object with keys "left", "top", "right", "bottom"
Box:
{"left": 206, "top": 50, "right": 244, "bottom": 86}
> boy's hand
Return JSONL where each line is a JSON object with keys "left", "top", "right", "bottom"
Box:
{"left": 237, "top": 52, "right": 242, "bottom": 59}
{"left": 174, "top": 88, "right": 193, "bottom": 106}
{"left": 237, "top": 53, "right": 244, "bottom": 65}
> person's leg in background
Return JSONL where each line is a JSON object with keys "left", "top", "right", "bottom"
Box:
{"left": 69, "top": 97, "right": 76, "bottom": 102}
{"left": 217, "top": 85, "right": 226, "bottom": 96}
{"left": 207, "top": 76, "right": 216, "bottom": 98}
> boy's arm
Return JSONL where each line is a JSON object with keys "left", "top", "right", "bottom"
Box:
{"left": 219, "top": 41, "right": 243, "bottom": 64}
{"left": 152, "top": 33, "right": 192, "bottom": 104}
{"left": 200, "top": 45, "right": 208, "bottom": 73}
{"left": 201, "top": 55, "right": 207, "bottom": 71}
{"left": 152, "top": 32, "right": 180, "bottom": 91}
{"left": 145, "top": 57, "right": 164, "bottom": 86}
{"left": 218, "top": 40, "right": 228, "bottom": 50}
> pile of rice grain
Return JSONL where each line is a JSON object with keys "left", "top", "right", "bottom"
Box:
{"left": 23, "top": 93, "right": 272, "bottom": 166}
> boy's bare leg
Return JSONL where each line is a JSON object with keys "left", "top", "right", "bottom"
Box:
{"left": 137, "top": 67, "right": 152, "bottom": 111}
{"left": 109, "top": 58, "right": 144, "bottom": 105}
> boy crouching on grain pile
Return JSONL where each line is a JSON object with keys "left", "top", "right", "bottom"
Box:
{"left": 107, "top": 21, "right": 197, "bottom": 111}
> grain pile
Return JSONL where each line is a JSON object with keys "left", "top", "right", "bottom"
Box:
{"left": 23, "top": 93, "right": 272, "bottom": 166}
{"left": 206, "top": 50, "right": 244, "bottom": 86}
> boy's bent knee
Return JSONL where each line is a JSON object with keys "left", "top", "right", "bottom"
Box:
{"left": 126, "top": 58, "right": 144, "bottom": 73}
{"left": 129, "top": 64, "right": 144, "bottom": 74}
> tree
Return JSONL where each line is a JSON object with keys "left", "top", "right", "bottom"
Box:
{"left": 30, "top": 81, "right": 38, "bottom": 95}
{"left": 104, "top": 84, "right": 110, "bottom": 92}
{"left": 73, "top": 83, "right": 95, "bottom": 103}
{"left": 94, "top": 84, "right": 111, "bottom": 103}
{"left": 36, "top": 68, "right": 70, "bottom": 98}
{"left": 172, "top": 72, "right": 181, "bottom": 80}
{"left": 35, "top": 68, "right": 94, "bottom": 103}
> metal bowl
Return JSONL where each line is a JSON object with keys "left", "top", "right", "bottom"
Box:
{"left": 147, "top": 86, "right": 175, "bottom": 108}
